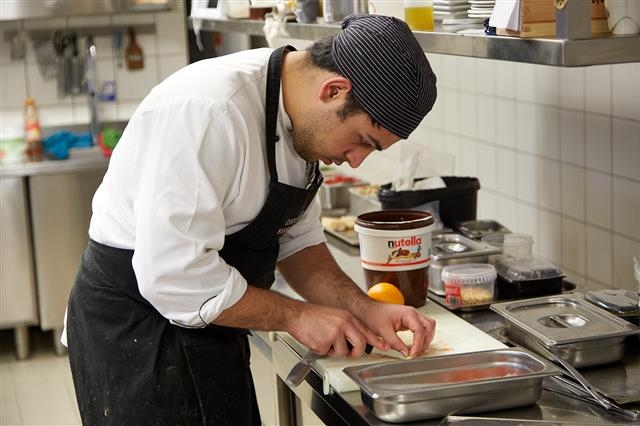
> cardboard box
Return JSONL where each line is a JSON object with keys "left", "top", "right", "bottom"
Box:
{"left": 496, "top": 0, "right": 609, "bottom": 38}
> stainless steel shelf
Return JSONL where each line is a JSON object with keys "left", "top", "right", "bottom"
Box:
{"left": 190, "top": 18, "right": 640, "bottom": 67}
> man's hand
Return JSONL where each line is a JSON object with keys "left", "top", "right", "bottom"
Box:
{"left": 354, "top": 300, "right": 436, "bottom": 359}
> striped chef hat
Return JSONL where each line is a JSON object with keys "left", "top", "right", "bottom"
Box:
{"left": 333, "top": 14, "right": 437, "bottom": 139}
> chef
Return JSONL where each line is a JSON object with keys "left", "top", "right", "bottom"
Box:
{"left": 63, "top": 14, "right": 438, "bottom": 425}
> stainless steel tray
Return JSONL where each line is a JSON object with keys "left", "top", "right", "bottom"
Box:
{"left": 431, "top": 233, "right": 500, "bottom": 261}
{"left": 343, "top": 348, "right": 560, "bottom": 423}
{"left": 491, "top": 295, "right": 640, "bottom": 367}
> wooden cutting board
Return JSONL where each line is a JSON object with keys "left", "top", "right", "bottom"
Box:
{"left": 277, "top": 301, "right": 506, "bottom": 394}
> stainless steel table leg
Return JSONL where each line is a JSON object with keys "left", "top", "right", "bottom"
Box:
{"left": 52, "top": 328, "right": 66, "bottom": 355}
{"left": 14, "top": 325, "right": 30, "bottom": 360}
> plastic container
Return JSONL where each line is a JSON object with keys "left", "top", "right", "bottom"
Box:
{"left": 377, "top": 176, "right": 480, "bottom": 229}
{"left": 441, "top": 263, "right": 496, "bottom": 306}
{"left": 494, "top": 256, "right": 564, "bottom": 299}
{"left": 481, "top": 233, "right": 534, "bottom": 261}
{"left": 0, "top": 124, "right": 26, "bottom": 165}
{"left": 355, "top": 210, "right": 434, "bottom": 307}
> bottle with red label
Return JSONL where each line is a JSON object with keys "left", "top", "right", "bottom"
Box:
{"left": 23, "top": 97, "right": 43, "bottom": 161}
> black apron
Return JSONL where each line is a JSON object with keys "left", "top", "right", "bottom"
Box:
{"left": 66, "top": 46, "right": 323, "bottom": 426}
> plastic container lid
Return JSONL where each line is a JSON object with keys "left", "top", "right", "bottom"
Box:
{"left": 441, "top": 263, "right": 497, "bottom": 285}
{"left": 481, "top": 233, "right": 533, "bottom": 259}
{"left": 495, "top": 256, "right": 563, "bottom": 282}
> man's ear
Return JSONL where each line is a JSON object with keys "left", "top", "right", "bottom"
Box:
{"left": 318, "top": 76, "right": 352, "bottom": 103}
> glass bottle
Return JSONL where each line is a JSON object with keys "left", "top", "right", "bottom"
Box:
{"left": 23, "top": 97, "right": 43, "bottom": 161}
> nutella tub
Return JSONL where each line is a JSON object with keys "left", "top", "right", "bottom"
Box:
{"left": 355, "top": 210, "right": 434, "bottom": 307}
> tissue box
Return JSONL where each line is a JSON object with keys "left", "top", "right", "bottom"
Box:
{"left": 496, "top": 0, "right": 609, "bottom": 38}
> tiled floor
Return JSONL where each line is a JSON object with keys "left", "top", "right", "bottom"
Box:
{"left": 0, "top": 328, "right": 81, "bottom": 426}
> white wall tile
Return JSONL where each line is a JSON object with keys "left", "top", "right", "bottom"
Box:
{"left": 561, "top": 217, "right": 586, "bottom": 277}
{"left": 457, "top": 56, "right": 476, "bottom": 93}
{"left": 477, "top": 190, "right": 497, "bottom": 220}
{"left": 585, "top": 170, "right": 612, "bottom": 229}
{"left": 517, "top": 203, "right": 538, "bottom": 245}
{"left": 475, "top": 58, "right": 496, "bottom": 96}
{"left": 495, "top": 98, "right": 516, "bottom": 149}
{"left": 537, "top": 210, "right": 562, "bottom": 262}
{"left": 477, "top": 143, "right": 496, "bottom": 191}
{"left": 515, "top": 102, "right": 536, "bottom": 154}
{"left": 612, "top": 62, "right": 640, "bottom": 120}
{"left": 535, "top": 64, "right": 560, "bottom": 106}
{"left": 560, "top": 66, "right": 584, "bottom": 110}
{"left": 612, "top": 177, "right": 640, "bottom": 240}
{"left": 496, "top": 196, "right": 518, "bottom": 231}
{"left": 516, "top": 152, "right": 538, "bottom": 205}
{"left": 495, "top": 147, "right": 517, "bottom": 197}
{"left": 457, "top": 137, "right": 478, "bottom": 178}
{"left": 438, "top": 55, "right": 459, "bottom": 90}
{"left": 38, "top": 104, "right": 73, "bottom": 126}
{"left": 0, "top": 108, "right": 23, "bottom": 127}
{"left": 612, "top": 236, "right": 640, "bottom": 291}
{"left": 25, "top": 63, "right": 70, "bottom": 106}
{"left": 155, "top": 11, "right": 188, "bottom": 56}
{"left": 476, "top": 95, "right": 496, "bottom": 143}
{"left": 0, "top": 64, "right": 27, "bottom": 108}
{"left": 158, "top": 53, "right": 188, "bottom": 82}
{"left": 115, "top": 55, "right": 158, "bottom": 100}
{"left": 560, "top": 109, "right": 584, "bottom": 166}
{"left": 586, "top": 226, "right": 612, "bottom": 285}
{"left": 495, "top": 60, "right": 515, "bottom": 99}
{"left": 612, "top": 118, "right": 640, "bottom": 181}
{"left": 584, "top": 65, "right": 611, "bottom": 115}
{"left": 561, "top": 164, "right": 585, "bottom": 221}
{"left": 443, "top": 89, "right": 460, "bottom": 134}
{"left": 537, "top": 158, "right": 560, "bottom": 212}
{"left": 458, "top": 92, "right": 477, "bottom": 138}
{"left": 585, "top": 113, "right": 611, "bottom": 173}
{"left": 537, "top": 105, "right": 560, "bottom": 159}
{"left": 514, "top": 62, "right": 535, "bottom": 103}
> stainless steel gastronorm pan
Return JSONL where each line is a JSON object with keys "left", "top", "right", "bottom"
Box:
{"left": 491, "top": 295, "right": 640, "bottom": 367}
{"left": 343, "top": 348, "right": 560, "bottom": 423}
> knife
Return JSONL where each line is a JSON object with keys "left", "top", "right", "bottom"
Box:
{"left": 285, "top": 343, "right": 373, "bottom": 388}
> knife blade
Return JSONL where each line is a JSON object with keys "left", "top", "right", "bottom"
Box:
{"left": 285, "top": 343, "right": 373, "bottom": 388}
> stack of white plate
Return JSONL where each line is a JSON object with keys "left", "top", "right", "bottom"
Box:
{"left": 468, "top": 0, "right": 495, "bottom": 19}
{"left": 433, "top": 0, "right": 470, "bottom": 21}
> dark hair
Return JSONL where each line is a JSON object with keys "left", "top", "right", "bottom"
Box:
{"left": 307, "top": 35, "right": 367, "bottom": 121}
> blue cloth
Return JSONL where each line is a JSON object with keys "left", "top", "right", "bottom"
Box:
{"left": 43, "top": 131, "right": 93, "bottom": 160}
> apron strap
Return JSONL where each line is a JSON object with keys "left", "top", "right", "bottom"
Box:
{"left": 265, "top": 45, "right": 295, "bottom": 184}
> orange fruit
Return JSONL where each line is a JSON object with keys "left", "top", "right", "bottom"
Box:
{"left": 367, "top": 282, "right": 405, "bottom": 305}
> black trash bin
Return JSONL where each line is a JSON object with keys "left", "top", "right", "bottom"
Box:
{"left": 377, "top": 176, "right": 480, "bottom": 229}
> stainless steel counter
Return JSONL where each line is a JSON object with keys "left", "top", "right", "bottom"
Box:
{"left": 0, "top": 148, "right": 108, "bottom": 357}
{"left": 0, "top": 147, "right": 109, "bottom": 178}
{"left": 252, "top": 234, "right": 640, "bottom": 425}
{"left": 189, "top": 17, "right": 640, "bottom": 67}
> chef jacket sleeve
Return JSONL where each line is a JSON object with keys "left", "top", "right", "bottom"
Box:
{"left": 130, "top": 99, "right": 249, "bottom": 328}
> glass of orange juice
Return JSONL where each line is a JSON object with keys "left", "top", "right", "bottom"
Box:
{"left": 404, "top": 0, "right": 435, "bottom": 31}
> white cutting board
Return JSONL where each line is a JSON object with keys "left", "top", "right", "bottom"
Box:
{"left": 277, "top": 301, "right": 506, "bottom": 394}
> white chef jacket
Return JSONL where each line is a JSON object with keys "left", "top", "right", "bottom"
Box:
{"left": 88, "top": 48, "right": 326, "bottom": 328}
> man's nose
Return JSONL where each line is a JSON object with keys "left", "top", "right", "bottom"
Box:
{"left": 345, "top": 148, "right": 372, "bottom": 168}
